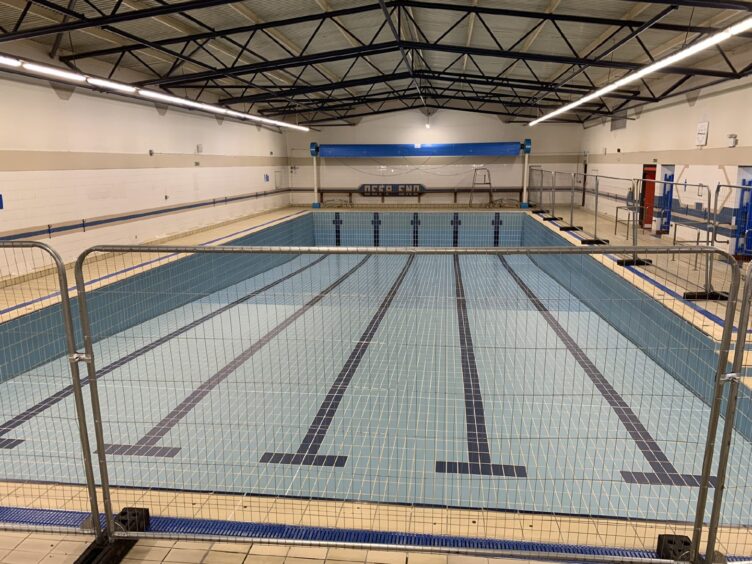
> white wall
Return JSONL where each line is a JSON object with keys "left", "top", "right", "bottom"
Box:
{"left": 286, "top": 110, "right": 584, "bottom": 206}
{"left": 581, "top": 77, "right": 752, "bottom": 227}
{"left": 0, "top": 74, "right": 290, "bottom": 266}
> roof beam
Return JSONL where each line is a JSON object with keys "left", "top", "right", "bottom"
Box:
{"left": 398, "top": 0, "right": 752, "bottom": 37}
{"left": 1, "top": 0, "right": 388, "bottom": 45}
{"left": 139, "top": 42, "right": 399, "bottom": 86}
{"left": 220, "top": 69, "right": 653, "bottom": 105}
{"left": 615, "top": 0, "right": 752, "bottom": 10}
{"left": 146, "top": 37, "right": 737, "bottom": 89}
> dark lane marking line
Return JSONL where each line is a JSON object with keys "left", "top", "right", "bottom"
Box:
{"left": 0, "top": 255, "right": 329, "bottom": 449}
{"left": 372, "top": 212, "right": 381, "bottom": 247}
{"left": 104, "top": 256, "right": 371, "bottom": 457}
{"left": 262, "top": 255, "right": 415, "bottom": 467}
{"left": 497, "top": 255, "right": 713, "bottom": 487}
{"left": 333, "top": 212, "right": 343, "bottom": 246}
{"left": 436, "top": 256, "right": 527, "bottom": 478}
{"left": 492, "top": 213, "right": 501, "bottom": 247}
{"left": 451, "top": 213, "right": 460, "bottom": 247}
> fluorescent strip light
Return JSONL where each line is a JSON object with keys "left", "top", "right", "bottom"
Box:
{"left": 22, "top": 62, "right": 86, "bottom": 82}
{"left": 138, "top": 89, "right": 204, "bottom": 110}
{"left": 529, "top": 15, "right": 752, "bottom": 126}
{"left": 86, "top": 77, "right": 136, "bottom": 94}
{"left": 225, "top": 108, "right": 309, "bottom": 131}
{"left": 0, "top": 53, "right": 309, "bottom": 131}
{"left": 199, "top": 103, "right": 227, "bottom": 115}
{"left": 0, "top": 55, "right": 21, "bottom": 68}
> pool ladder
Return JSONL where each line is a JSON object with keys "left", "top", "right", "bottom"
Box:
{"left": 470, "top": 167, "right": 492, "bottom": 207}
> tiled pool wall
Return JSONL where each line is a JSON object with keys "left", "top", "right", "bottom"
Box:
{"left": 0, "top": 214, "right": 314, "bottom": 382}
{"left": 2, "top": 211, "right": 746, "bottom": 440}
{"left": 522, "top": 219, "right": 749, "bottom": 440}
{"left": 312, "top": 211, "right": 525, "bottom": 247}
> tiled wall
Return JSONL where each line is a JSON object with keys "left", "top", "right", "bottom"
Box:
{"left": 0, "top": 214, "right": 314, "bottom": 382}
{"left": 312, "top": 211, "right": 525, "bottom": 247}
{"left": 522, "top": 220, "right": 751, "bottom": 440}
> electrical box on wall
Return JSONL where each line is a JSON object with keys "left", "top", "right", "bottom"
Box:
{"left": 696, "top": 121, "right": 709, "bottom": 146}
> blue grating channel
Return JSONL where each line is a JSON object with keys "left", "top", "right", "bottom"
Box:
{"left": 148, "top": 515, "right": 659, "bottom": 559}
{"left": 0, "top": 506, "right": 90, "bottom": 528}
{"left": 2, "top": 506, "right": 751, "bottom": 561}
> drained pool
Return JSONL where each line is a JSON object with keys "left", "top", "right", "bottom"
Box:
{"left": 0, "top": 211, "right": 750, "bottom": 534}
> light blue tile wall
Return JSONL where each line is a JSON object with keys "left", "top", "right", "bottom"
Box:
{"left": 0, "top": 214, "right": 315, "bottom": 382}
{"left": 521, "top": 219, "right": 751, "bottom": 440}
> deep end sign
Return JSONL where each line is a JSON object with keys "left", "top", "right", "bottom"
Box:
{"left": 359, "top": 183, "right": 426, "bottom": 196}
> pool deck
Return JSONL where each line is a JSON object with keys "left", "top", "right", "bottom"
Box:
{"left": 1, "top": 481, "right": 751, "bottom": 556}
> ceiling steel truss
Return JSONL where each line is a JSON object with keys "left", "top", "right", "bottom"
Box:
{"left": 1, "top": 0, "right": 749, "bottom": 125}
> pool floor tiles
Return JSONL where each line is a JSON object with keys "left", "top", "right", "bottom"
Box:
{"left": 0, "top": 254, "right": 750, "bottom": 529}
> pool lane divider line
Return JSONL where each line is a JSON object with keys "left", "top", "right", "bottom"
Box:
{"left": 451, "top": 213, "right": 461, "bottom": 247}
{"left": 0, "top": 210, "right": 309, "bottom": 318}
{"left": 262, "top": 255, "right": 415, "bottom": 468}
{"left": 0, "top": 254, "right": 328, "bottom": 450}
{"left": 435, "top": 256, "right": 527, "bottom": 478}
{"left": 333, "top": 212, "right": 343, "bottom": 246}
{"left": 492, "top": 213, "right": 502, "bottom": 247}
{"left": 103, "top": 255, "right": 372, "bottom": 458}
{"left": 497, "top": 255, "right": 714, "bottom": 487}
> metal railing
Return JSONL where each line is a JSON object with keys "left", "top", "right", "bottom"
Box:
{"left": 1, "top": 239, "right": 751, "bottom": 562}
{"left": 0, "top": 241, "right": 102, "bottom": 541}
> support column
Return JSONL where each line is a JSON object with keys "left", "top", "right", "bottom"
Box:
{"left": 310, "top": 142, "right": 321, "bottom": 209}
{"left": 520, "top": 138, "right": 532, "bottom": 208}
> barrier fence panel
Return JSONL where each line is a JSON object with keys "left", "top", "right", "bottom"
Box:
{"left": 66, "top": 243, "right": 743, "bottom": 560}
{"left": 699, "top": 262, "right": 752, "bottom": 563}
{"left": 0, "top": 241, "right": 101, "bottom": 539}
{"left": 553, "top": 171, "right": 580, "bottom": 230}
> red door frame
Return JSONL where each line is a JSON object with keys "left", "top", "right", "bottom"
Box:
{"left": 640, "top": 164, "right": 657, "bottom": 228}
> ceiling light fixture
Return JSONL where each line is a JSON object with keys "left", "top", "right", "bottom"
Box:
{"left": 86, "top": 77, "right": 136, "bottom": 94}
{"left": 22, "top": 62, "right": 86, "bottom": 82}
{"left": 529, "top": 16, "right": 752, "bottom": 126}
{"left": 0, "top": 55, "right": 22, "bottom": 68}
{"left": 0, "top": 54, "right": 310, "bottom": 131}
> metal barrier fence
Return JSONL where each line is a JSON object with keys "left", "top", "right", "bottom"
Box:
{"left": 67, "top": 244, "right": 742, "bottom": 559}
{"left": 701, "top": 261, "right": 752, "bottom": 562}
{"left": 0, "top": 241, "right": 102, "bottom": 540}
{"left": 2, "top": 239, "right": 751, "bottom": 562}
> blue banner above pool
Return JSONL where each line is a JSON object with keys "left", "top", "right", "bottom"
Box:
{"left": 310, "top": 140, "right": 531, "bottom": 158}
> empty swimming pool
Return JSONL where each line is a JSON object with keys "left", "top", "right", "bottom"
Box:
{"left": 0, "top": 212, "right": 750, "bottom": 551}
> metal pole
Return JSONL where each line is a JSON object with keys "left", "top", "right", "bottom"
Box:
{"left": 704, "top": 265, "right": 750, "bottom": 561}
{"left": 539, "top": 172, "right": 544, "bottom": 210}
{"left": 73, "top": 255, "right": 116, "bottom": 541}
{"left": 313, "top": 155, "right": 319, "bottom": 207}
{"left": 550, "top": 171, "right": 556, "bottom": 219}
{"left": 632, "top": 179, "right": 639, "bottom": 262}
{"left": 701, "top": 184, "right": 712, "bottom": 293}
{"left": 570, "top": 173, "right": 575, "bottom": 227}
{"left": 594, "top": 176, "right": 600, "bottom": 240}
{"left": 689, "top": 259, "right": 742, "bottom": 563}
{"left": 7, "top": 242, "right": 104, "bottom": 542}
{"left": 522, "top": 153, "right": 530, "bottom": 206}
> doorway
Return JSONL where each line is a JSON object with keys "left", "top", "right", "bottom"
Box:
{"left": 639, "top": 164, "right": 657, "bottom": 228}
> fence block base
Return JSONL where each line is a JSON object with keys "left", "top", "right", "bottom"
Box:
{"left": 656, "top": 534, "right": 692, "bottom": 561}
